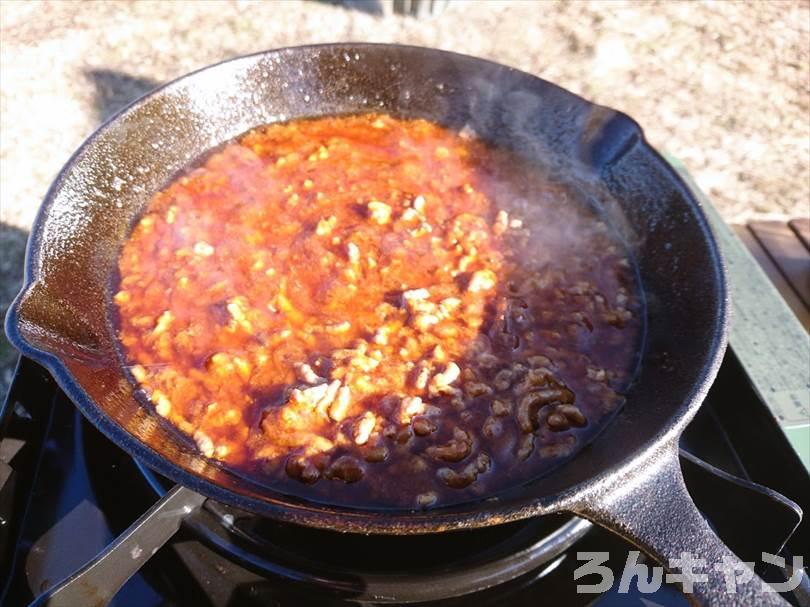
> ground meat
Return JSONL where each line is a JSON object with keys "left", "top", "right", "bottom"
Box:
{"left": 114, "top": 113, "right": 643, "bottom": 509}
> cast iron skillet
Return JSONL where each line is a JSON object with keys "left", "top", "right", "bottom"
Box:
{"left": 5, "top": 44, "right": 789, "bottom": 606}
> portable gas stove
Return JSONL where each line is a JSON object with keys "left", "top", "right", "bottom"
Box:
{"left": 1, "top": 172, "right": 808, "bottom": 607}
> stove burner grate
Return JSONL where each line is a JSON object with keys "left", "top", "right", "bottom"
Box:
{"left": 132, "top": 458, "right": 591, "bottom": 603}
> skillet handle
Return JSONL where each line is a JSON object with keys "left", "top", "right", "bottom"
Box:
{"left": 571, "top": 441, "right": 793, "bottom": 607}
{"left": 28, "top": 485, "right": 206, "bottom": 607}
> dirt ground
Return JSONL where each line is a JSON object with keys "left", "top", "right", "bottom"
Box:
{"left": 1, "top": 0, "right": 808, "bottom": 399}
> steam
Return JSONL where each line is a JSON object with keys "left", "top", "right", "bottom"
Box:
{"left": 450, "top": 75, "right": 643, "bottom": 260}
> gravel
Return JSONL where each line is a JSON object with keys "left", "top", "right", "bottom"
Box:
{"left": 1, "top": 0, "right": 808, "bottom": 399}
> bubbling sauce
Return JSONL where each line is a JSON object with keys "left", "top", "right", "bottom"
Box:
{"left": 113, "top": 114, "right": 643, "bottom": 508}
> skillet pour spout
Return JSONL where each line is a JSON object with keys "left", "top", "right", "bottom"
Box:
{"left": 5, "top": 44, "right": 790, "bottom": 606}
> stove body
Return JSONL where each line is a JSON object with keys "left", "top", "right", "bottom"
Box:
{"left": 1, "top": 349, "right": 807, "bottom": 607}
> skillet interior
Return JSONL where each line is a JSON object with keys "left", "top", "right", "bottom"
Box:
{"left": 6, "top": 44, "right": 726, "bottom": 533}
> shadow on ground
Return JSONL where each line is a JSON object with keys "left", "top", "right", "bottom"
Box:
{"left": 309, "top": 0, "right": 385, "bottom": 16}
{"left": 0, "top": 222, "right": 29, "bottom": 399}
{"left": 307, "top": 0, "right": 449, "bottom": 17}
{"left": 85, "top": 69, "right": 161, "bottom": 123}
